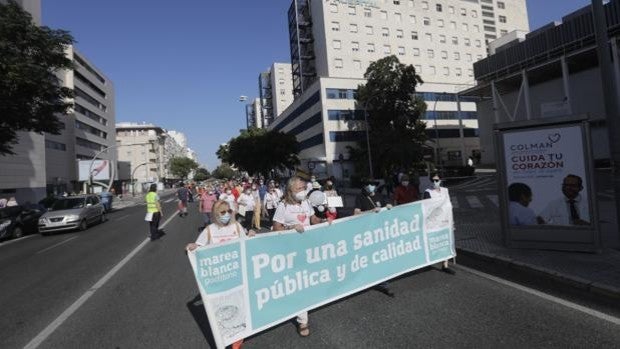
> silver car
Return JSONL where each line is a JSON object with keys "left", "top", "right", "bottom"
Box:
{"left": 39, "top": 195, "right": 106, "bottom": 234}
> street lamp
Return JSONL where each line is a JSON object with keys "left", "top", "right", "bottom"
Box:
{"left": 432, "top": 92, "right": 447, "bottom": 169}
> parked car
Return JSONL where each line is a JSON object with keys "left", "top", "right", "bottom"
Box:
{"left": 38, "top": 195, "right": 106, "bottom": 235}
{"left": 0, "top": 205, "right": 44, "bottom": 240}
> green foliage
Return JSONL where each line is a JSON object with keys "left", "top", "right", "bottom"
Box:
{"left": 354, "top": 55, "right": 428, "bottom": 178}
{"left": 218, "top": 127, "right": 300, "bottom": 177}
{"left": 0, "top": 1, "right": 75, "bottom": 155}
{"left": 212, "top": 163, "right": 237, "bottom": 179}
{"left": 193, "top": 167, "right": 210, "bottom": 182}
{"left": 168, "top": 157, "right": 199, "bottom": 180}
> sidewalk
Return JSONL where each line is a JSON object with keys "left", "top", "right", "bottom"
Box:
{"left": 338, "top": 187, "right": 620, "bottom": 299}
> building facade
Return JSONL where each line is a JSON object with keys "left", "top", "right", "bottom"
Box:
{"left": 115, "top": 123, "right": 167, "bottom": 188}
{"left": 462, "top": 1, "right": 620, "bottom": 166}
{"left": 258, "top": 63, "right": 295, "bottom": 127}
{"left": 273, "top": 0, "right": 529, "bottom": 179}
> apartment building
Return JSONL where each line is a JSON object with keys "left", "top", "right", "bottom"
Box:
{"left": 273, "top": 0, "right": 529, "bottom": 178}
{"left": 115, "top": 123, "right": 167, "bottom": 187}
{"left": 259, "top": 63, "right": 295, "bottom": 127}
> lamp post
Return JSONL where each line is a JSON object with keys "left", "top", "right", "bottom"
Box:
{"left": 239, "top": 95, "right": 249, "bottom": 129}
{"left": 432, "top": 92, "right": 446, "bottom": 170}
{"left": 362, "top": 97, "right": 379, "bottom": 179}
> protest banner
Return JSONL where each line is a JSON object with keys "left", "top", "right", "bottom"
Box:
{"left": 187, "top": 196, "right": 454, "bottom": 348}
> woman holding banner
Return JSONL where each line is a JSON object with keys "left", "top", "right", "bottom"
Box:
{"left": 423, "top": 172, "right": 456, "bottom": 275}
{"left": 272, "top": 176, "right": 326, "bottom": 337}
{"left": 186, "top": 200, "right": 256, "bottom": 349}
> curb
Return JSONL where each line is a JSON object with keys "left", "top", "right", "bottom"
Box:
{"left": 456, "top": 247, "right": 620, "bottom": 299}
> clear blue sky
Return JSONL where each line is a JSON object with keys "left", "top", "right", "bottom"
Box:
{"left": 42, "top": 0, "right": 591, "bottom": 171}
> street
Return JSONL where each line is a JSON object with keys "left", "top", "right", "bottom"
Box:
{"left": 1, "top": 189, "right": 619, "bottom": 349}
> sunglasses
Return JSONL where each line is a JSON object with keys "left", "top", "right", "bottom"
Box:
{"left": 219, "top": 209, "right": 233, "bottom": 215}
{"left": 432, "top": 179, "right": 441, "bottom": 182}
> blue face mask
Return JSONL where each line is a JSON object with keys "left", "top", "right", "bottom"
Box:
{"left": 366, "top": 185, "right": 376, "bottom": 193}
{"left": 219, "top": 213, "right": 231, "bottom": 224}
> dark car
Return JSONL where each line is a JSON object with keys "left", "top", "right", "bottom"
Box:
{"left": 0, "top": 205, "right": 44, "bottom": 240}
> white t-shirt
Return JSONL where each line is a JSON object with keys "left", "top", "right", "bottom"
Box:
{"left": 273, "top": 200, "right": 314, "bottom": 227}
{"left": 195, "top": 222, "right": 246, "bottom": 246}
{"left": 264, "top": 192, "right": 280, "bottom": 210}
{"left": 509, "top": 201, "right": 537, "bottom": 226}
{"left": 237, "top": 193, "right": 255, "bottom": 211}
{"left": 425, "top": 187, "right": 450, "bottom": 201}
{"left": 538, "top": 194, "right": 589, "bottom": 225}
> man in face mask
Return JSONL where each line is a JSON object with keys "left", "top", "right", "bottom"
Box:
{"left": 393, "top": 175, "right": 420, "bottom": 206}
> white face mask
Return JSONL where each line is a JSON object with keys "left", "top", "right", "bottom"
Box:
{"left": 226, "top": 190, "right": 232, "bottom": 195}
{"left": 219, "top": 213, "right": 231, "bottom": 224}
{"left": 317, "top": 205, "right": 325, "bottom": 212}
{"left": 294, "top": 190, "right": 307, "bottom": 202}
{"left": 433, "top": 180, "right": 442, "bottom": 189}
{"left": 366, "top": 185, "right": 376, "bottom": 193}
{"left": 402, "top": 181, "right": 409, "bottom": 186}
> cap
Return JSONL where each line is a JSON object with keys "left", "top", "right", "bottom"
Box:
{"left": 312, "top": 181, "right": 321, "bottom": 189}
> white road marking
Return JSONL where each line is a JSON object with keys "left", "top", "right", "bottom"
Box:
{"left": 487, "top": 194, "right": 499, "bottom": 207}
{"left": 114, "top": 214, "right": 130, "bottom": 221}
{"left": 23, "top": 213, "right": 177, "bottom": 349}
{"left": 466, "top": 196, "right": 484, "bottom": 208}
{"left": 457, "top": 265, "right": 620, "bottom": 326}
{"left": 164, "top": 198, "right": 175, "bottom": 203}
{"left": 0, "top": 234, "right": 35, "bottom": 248}
{"left": 35, "top": 236, "right": 79, "bottom": 254}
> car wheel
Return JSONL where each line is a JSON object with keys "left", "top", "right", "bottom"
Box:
{"left": 79, "top": 219, "right": 88, "bottom": 231}
{"left": 13, "top": 226, "right": 24, "bottom": 238}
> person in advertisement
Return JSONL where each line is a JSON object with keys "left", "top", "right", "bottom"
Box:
{"left": 508, "top": 183, "right": 537, "bottom": 226}
{"left": 423, "top": 172, "right": 456, "bottom": 275}
{"left": 186, "top": 200, "right": 256, "bottom": 349}
{"left": 271, "top": 176, "right": 326, "bottom": 337}
{"left": 537, "top": 174, "right": 590, "bottom": 226}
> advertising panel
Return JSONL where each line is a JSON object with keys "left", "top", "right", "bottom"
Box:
{"left": 78, "top": 160, "right": 110, "bottom": 181}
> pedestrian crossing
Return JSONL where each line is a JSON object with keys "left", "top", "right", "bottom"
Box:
{"left": 450, "top": 194, "right": 499, "bottom": 210}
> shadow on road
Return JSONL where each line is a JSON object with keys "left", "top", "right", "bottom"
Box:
{"left": 186, "top": 294, "right": 217, "bottom": 348}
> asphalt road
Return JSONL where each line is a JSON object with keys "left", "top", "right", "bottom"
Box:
{"left": 1, "top": 194, "right": 619, "bottom": 348}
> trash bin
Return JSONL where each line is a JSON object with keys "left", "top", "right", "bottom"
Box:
{"left": 99, "top": 191, "right": 113, "bottom": 212}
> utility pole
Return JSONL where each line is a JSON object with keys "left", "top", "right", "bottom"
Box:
{"left": 592, "top": 0, "right": 620, "bottom": 245}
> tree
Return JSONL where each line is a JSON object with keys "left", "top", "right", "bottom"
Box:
{"left": 168, "top": 157, "right": 199, "bottom": 180}
{"left": 0, "top": 1, "right": 75, "bottom": 155}
{"left": 212, "top": 163, "right": 237, "bottom": 180}
{"left": 354, "top": 55, "right": 428, "bottom": 178}
{"left": 193, "top": 167, "right": 210, "bottom": 182}
{"left": 217, "top": 127, "right": 300, "bottom": 177}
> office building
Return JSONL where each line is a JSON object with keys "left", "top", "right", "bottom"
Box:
{"left": 259, "top": 63, "right": 295, "bottom": 127}
{"left": 462, "top": 2, "right": 620, "bottom": 165}
{"left": 270, "top": 0, "right": 529, "bottom": 178}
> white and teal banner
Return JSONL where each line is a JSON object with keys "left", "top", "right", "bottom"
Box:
{"left": 188, "top": 196, "right": 455, "bottom": 348}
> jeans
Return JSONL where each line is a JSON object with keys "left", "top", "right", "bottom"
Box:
{"left": 149, "top": 212, "right": 161, "bottom": 239}
{"left": 202, "top": 212, "right": 211, "bottom": 225}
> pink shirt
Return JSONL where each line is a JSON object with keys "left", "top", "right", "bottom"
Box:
{"left": 200, "top": 193, "right": 217, "bottom": 213}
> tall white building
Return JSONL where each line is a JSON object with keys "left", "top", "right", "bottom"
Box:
{"left": 270, "top": 0, "right": 529, "bottom": 178}
{"left": 259, "top": 63, "right": 295, "bottom": 126}
{"left": 1, "top": 0, "right": 116, "bottom": 201}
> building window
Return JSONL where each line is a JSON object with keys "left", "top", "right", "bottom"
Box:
{"left": 455, "top": 68, "right": 462, "bottom": 77}
{"left": 425, "top": 33, "right": 432, "bottom": 42}
{"left": 475, "top": 39, "right": 481, "bottom": 47}
{"left": 366, "top": 25, "right": 374, "bottom": 35}
{"left": 409, "top": 15, "right": 416, "bottom": 23}
{"left": 474, "top": 25, "right": 480, "bottom": 32}
{"left": 350, "top": 23, "right": 358, "bottom": 33}
{"left": 411, "top": 31, "right": 418, "bottom": 40}
{"left": 441, "top": 50, "right": 448, "bottom": 59}
{"left": 348, "top": 6, "right": 356, "bottom": 15}
{"left": 464, "top": 38, "right": 471, "bottom": 46}
{"left": 421, "top": 1, "right": 428, "bottom": 10}
{"left": 472, "top": 10, "right": 478, "bottom": 18}
{"left": 497, "top": 2, "right": 505, "bottom": 9}
{"left": 396, "top": 29, "right": 403, "bottom": 38}
{"left": 353, "top": 60, "right": 362, "bottom": 70}
{"left": 395, "top": 12, "right": 402, "bottom": 22}
{"left": 499, "top": 15, "right": 507, "bottom": 23}
{"left": 454, "top": 52, "right": 460, "bottom": 60}
{"left": 332, "top": 40, "right": 342, "bottom": 49}
{"left": 452, "top": 36, "right": 458, "bottom": 45}
{"left": 74, "top": 87, "right": 106, "bottom": 112}
{"left": 437, "top": 19, "right": 444, "bottom": 28}
{"left": 439, "top": 35, "right": 446, "bottom": 43}
{"left": 415, "top": 64, "right": 422, "bottom": 73}
{"left": 334, "top": 59, "right": 343, "bottom": 68}
{"left": 45, "top": 140, "right": 66, "bottom": 151}
{"left": 462, "top": 23, "right": 468, "bottom": 31}
{"left": 408, "top": 0, "right": 414, "bottom": 7}
{"left": 364, "top": 9, "right": 372, "bottom": 17}
{"left": 413, "top": 48, "right": 420, "bottom": 56}
{"left": 450, "top": 21, "right": 456, "bottom": 29}
{"left": 468, "top": 69, "right": 474, "bottom": 77}
{"left": 460, "top": 8, "right": 467, "bottom": 16}
{"left": 380, "top": 10, "right": 388, "bottom": 19}
{"left": 330, "top": 4, "right": 338, "bottom": 13}
{"left": 429, "top": 66, "right": 436, "bottom": 75}
{"left": 280, "top": 89, "right": 286, "bottom": 95}
{"left": 383, "top": 45, "right": 391, "bottom": 54}
{"left": 423, "top": 17, "right": 430, "bottom": 26}
{"left": 443, "top": 67, "right": 450, "bottom": 76}
{"left": 427, "top": 49, "right": 434, "bottom": 58}
{"left": 466, "top": 53, "right": 472, "bottom": 62}
{"left": 448, "top": 6, "right": 455, "bottom": 14}
{"left": 436, "top": 4, "right": 442, "bottom": 12}
{"left": 398, "top": 46, "right": 405, "bottom": 55}
{"left": 500, "top": 29, "right": 508, "bottom": 35}
{"left": 393, "top": 0, "right": 400, "bottom": 4}
{"left": 352, "top": 41, "right": 360, "bottom": 51}
{"left": 331, "top": 21, "right": 340, "bottom": 31}
{"left": 367, "top": 43, "right": 375, "bottom": 53}
{"left": 382, "top": 27, "right": 389, "bottom": 37}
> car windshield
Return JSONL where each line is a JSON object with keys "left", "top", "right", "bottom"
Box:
{"left": 51, "top": 198, "right": 85, "bottom": 210}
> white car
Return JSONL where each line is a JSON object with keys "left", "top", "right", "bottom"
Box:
{"left": 38, "top": 195, "right": 106, "bottom": 234}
